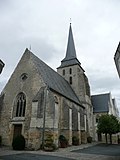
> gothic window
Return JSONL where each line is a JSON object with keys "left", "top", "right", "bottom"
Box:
{"left": 15, "top": 93, "right": 26, "bottom": 117}
{"left": 69, "top": 68, "right": 72, "bottom": 74}
{"left": 69, "top": 76, "right": 72, "bottom": 84}
{"left": 63, "top": 69, "right": 65, "bottom": 76}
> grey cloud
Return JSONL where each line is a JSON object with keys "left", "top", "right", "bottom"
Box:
{"left": 0, "top": 0, "right": 120, "bottom": 110}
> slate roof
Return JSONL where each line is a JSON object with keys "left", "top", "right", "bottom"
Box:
{"left": 58, "top": 24, "right": 81, "bottom": 68}
{"left": 91, "top": 93, "right": 110, "bottom": 113}
{"left": 26, "top": 49, "right": 82, "bottom": 106}
{"left": 0, "top": 59, "right": 5, "bottom": 74}
{"left": 114, "top": 42, "right": 120, "bottom": 78}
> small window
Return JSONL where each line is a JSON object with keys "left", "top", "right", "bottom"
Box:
{"left": 96, "top": 118, "right": 99, "bottom": 123}
{"left": 54, "top": 96, "right": 58, "bottom": 104}
{"left": 69, "top": 68, "right": 72, "bottom": 74}
{"left": 21, "top": 73, "right": 28, "bottom": 81}
{"left": 69, "top": 76, "right": 72, "bottom": 84}
{"left": 63, "top": 69, "right": 65, "bottom": 76}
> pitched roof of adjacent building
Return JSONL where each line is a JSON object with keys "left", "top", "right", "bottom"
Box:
{"left": 114, "top": 42, "right": 120, "bottom": 78}
{"left": 58, "top": 24, "right": 81, "bottom": 68}
{"left": 91, "top": 93, "right": 110, "bottom": 113}
{"left": 0, "top": 59, "right": 5, "bottom": 74}
{"left": 26, "top": 49, "right": 82, "bottom": 106}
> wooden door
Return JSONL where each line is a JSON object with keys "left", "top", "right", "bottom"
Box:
{"left": 13, "top": 124, "right": 22, "bottom": 138}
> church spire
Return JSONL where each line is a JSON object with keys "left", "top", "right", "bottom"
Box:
{"left": 64, "top": 23, "right": 77, "bottom": 61}
{"left": 58, "top": 23, "right": 81, "bottom": 68}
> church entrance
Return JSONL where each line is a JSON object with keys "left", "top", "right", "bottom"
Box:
{"left": 13, "top": 124, "right": 22, "bottom": 139}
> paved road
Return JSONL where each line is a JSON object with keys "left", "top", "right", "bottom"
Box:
{"left": 0, "top": 143, "right": 120, "bottom": 160}
{"left": 0, "top": 153, "right": 74, "bottom": 160}
{"left": 72, "top": 143, "right": 120, "bottom": 156}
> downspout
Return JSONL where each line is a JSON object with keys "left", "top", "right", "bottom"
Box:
{"left": 42, "top": 87, "right": 48, "bottom": 148}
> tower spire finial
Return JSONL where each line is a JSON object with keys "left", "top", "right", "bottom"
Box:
{"left": 70, "top": 18, "right": 72, "bottom": 25}
{"left": 29, "top": 45, "right": 31, "bottom": 51}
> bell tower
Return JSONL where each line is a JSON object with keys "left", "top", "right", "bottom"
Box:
{"left": 57, "top": 23, "right": 86, "bottom": 102}
{"left": 57, "top": 23, "right": 93, "bottom": 137}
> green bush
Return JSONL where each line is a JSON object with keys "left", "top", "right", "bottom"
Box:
{"left": 59, "top": 135, "right": 66, "bottom": 141}
{"left": 87, "top": 136, "right": 92, "bottom": 143}
{"left": 44, "top": 138, "right": 57, "bottom": 151}
{"left": 12, "top": 135, "right": 25, "bottom": 150}
{"left": 59, "top": 135, "right": 68, "bottom": 148}
{"left": 0, "top": 136, "right": 2, "bottom": 146}
{"left": 72, "top": 136, "right": 79, "bottom": 145}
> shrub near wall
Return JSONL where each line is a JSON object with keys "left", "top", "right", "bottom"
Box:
{"left": 72, "top": 136, "right": 79, "bottom": 145}
{"left": 87, "top": 136, "right": 92, "bottom": 143}
{"left": 59, "top": 135, "right": 68, "bottom": 148}
{"left": 44, "top": 138, "right": 57, "bottom": 151}
{"left": 12, "top": 135, "right": 25, "bottom": 150}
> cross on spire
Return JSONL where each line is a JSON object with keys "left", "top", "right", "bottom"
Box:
{"left": 70, "top": 18, "right": 72, "bottom": 25}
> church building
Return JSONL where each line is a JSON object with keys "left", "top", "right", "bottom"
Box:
{"left": 0, "top": 24, "right": 93, "bottom": 150}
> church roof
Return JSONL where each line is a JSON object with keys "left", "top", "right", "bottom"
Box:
{"left": 91, "top": 93, "right": 110, "bottom": 113}
{"left": 26, "top": 49, "right": 82, "bottom": 106}
{"left": 58, "top": 24, "right": 81, "bottom": 68}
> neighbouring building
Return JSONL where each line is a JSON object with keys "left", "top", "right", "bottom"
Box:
{"left": 91, "top": 92, "right": 119, "bottom": 141}
{"left": 0, "top": 24, "right": 93, "bottom": 150}
{"left": 114, "top": 42, "right": 120, "bottom": 78}
{"left": 112, "top": 98, "right": 119, "bottom": 119}
{"left": 0, "top": 59, "right": 5, "bottom": 74}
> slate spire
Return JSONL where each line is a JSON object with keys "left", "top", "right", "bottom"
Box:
{"left": 64, "top": 23, "right": 77, "bottom": 61}
{"left": 58, "top": 23, "right": 81, "bottom": 68}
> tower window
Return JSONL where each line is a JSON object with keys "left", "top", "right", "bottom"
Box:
{"left": 69, "top": 76, "right": 72, "bottom": 84}
{"left": 69, "top": 68, "right": 72, "bottom": 74}
{"left": 63, "top": 69, "right": 65, "bottom": 75}
{"left": 15, "top": 93, "right": 26, "bottom": 117}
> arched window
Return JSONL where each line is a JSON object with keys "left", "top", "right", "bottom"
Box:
{"left": 15, "top": 93, "right": 26, "bottom": 117}
{"left": 54, "top": 96, "right": 59, "bottom": 128}
{"left": 69, "top": 68, "right": 72, "bottom": 74}
{"left": 69, "top": 76, "right": 72, "bottom": 84}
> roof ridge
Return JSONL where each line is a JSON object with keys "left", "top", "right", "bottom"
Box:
{"left": 92, "top": 92, "right": 110, "bottom": 97}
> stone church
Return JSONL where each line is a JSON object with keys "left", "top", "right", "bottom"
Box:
{"left": 0, "top": 24, "right": 93, "bottom": 150}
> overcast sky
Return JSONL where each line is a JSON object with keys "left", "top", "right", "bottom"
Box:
{"left": 0, "top": 0, "right": 120, "bottom": 111}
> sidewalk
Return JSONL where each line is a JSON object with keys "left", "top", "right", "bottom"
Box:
{"left": 0, "top": 142, "right": 98, "bottom": 156}
{"left": 56, "top": 142, "right": 99, "bottom": 152}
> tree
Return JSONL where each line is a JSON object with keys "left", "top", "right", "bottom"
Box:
{"left": 97, "top": 114, "right": 120, "bottom": 144}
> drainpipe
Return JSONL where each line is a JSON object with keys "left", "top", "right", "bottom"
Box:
{"left": 42, "top": 87, "right": 48, "bottom": 148}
